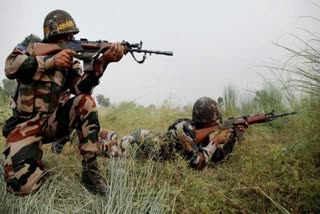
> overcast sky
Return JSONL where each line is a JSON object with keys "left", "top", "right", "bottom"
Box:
{"left": 0, "top": 0, "right": 319, "bottom": 106}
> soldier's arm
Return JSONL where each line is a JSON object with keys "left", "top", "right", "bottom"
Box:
{"left": 169, "top": 120, "right": 212, "bottom": 170}
{"left": 5, "top": 35, "right": 41, "bottom": 81}
{"left": 6, "top": 34, "right": 78, "bottom": 80}
{"left": 70, "top": 43, "right": 124, "bottom": 95}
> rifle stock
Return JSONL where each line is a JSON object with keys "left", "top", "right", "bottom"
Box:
{"left": 31, "top": 43, "right": 62, "bottom": 56}
{"left": 194, "top": 125, "right": 219, "bottom": 144}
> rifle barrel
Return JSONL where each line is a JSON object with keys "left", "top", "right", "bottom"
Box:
{"left": 130, "top": 49, "right": 173, "bottom": 56}
{"left": 274, "top": 111, "right": 297, "bottom": 117}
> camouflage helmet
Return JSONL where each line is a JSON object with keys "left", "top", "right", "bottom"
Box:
{"left": 192, "top": 97, "right": 222, "bottom": 124}
{"left": 43, "top": 9, "right": 79, "bottom": 41}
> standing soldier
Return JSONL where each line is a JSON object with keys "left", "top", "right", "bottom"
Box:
{"left": 2, "top": 9, "right": 124, "bottom": 196}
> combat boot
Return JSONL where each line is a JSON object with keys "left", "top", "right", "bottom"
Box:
{"left": 81, "top": 157, "right": 108, "bottom": 196}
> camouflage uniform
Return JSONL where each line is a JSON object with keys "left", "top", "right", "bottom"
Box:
{"left": 167, "top": 97, "right": 237, "bottom": 169}
{"left": 166, "top": 118, "right": 237, "bottom": 169}
{"left": 120, "top": 97, "right": 237, "bottom": 170}
{"left": 120, "top": 123, "right": 236, "bottom": 170}
{"left": 2, "top": 34, "right": 104, "bottom": 195}
{"left": 120, "top": 129, "right": 163, "bottom": 159}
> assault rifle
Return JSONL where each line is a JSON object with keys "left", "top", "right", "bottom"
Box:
{"left": 194, "top": 110, "right": 297, "bottom": 144}
{"left": 30, "top": 39, "right": 173, "bottom": 71}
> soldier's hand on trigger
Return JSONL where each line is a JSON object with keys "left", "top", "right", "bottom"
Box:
{"left": 212, "top": 129, "right": 231, "bottom": 145}
{"left": 100, "top": 43, "right": 124, "bottom": 64}
{"left": 53, "top": 49, "right": 76, "bottom": 69}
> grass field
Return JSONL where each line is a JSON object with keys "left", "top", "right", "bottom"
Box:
{"left": 0, "top": 95, "right": 319, "bottom": 213}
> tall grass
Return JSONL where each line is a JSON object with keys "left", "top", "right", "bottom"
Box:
{"left": 221, "top": 82, "right": 292, "bottom": 118}
{"left": 0, "top": 147, "right": 173, "bottom": 214}
{"left": 264, "top": 15, "right": 320, "bottom": 156}
{"left": 273, "top": 36, "right": 320, "bottom": 96}
{"left": 222, "top": 83, "right": 239, "bottom": 117}
{"left": 98, "top": 99, "right": 191, "bottom": 135}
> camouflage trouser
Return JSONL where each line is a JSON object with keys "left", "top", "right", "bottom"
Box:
{"left": 3, "top": 94, "right": 101, "bottom": 195}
